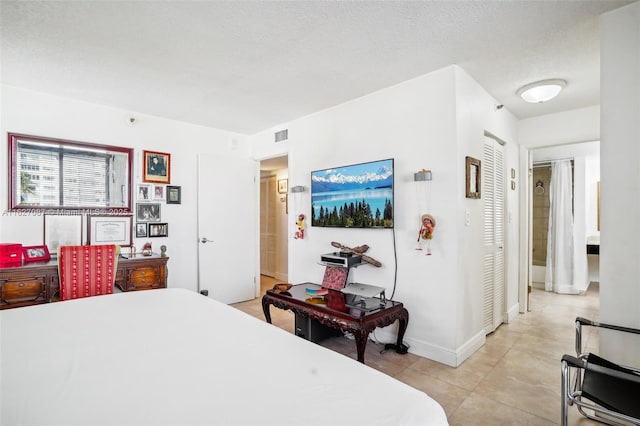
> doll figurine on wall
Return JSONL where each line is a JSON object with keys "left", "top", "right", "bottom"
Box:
{"left": 294, "top": 213, "right": 305, "bottom": 239}
{"left": 417, "top": 214, "right": 436, "bottom": 255}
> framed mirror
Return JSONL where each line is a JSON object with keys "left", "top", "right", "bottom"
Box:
{"left": 465, "top": 156, "right": 481, "bottom": 199}
{"left": 8, "top": 133, "right": 133, "bottom": 212}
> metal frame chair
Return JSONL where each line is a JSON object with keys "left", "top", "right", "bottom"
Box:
{"left": 561, "top": 317, "right": 640, "bottom": 425}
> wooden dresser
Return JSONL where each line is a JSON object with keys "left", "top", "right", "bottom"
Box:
{"left": 0, "top": 254, "right": 169, "bottom": 309}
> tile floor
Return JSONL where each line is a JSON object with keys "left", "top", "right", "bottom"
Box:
{"left": 232, "top": 276, "right": 601, "bottom": 425}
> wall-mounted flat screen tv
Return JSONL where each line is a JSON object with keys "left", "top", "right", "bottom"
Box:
{"left": 311, "top": 158, "right": 393, "bottom": 228}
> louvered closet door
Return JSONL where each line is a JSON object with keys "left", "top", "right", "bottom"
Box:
{"left": 482, "top": 137, "right": 506, "bottom": 334}
{"left": 260, "top": 177, "right": 277, "bottom": 277}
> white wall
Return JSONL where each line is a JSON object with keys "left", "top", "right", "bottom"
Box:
{"left": 453, "top": 68, "right": 521, "bottom": 333}
{"left": 0, "top": 85, "right": 250, "bottom": 292}
{"left": 600, "top": 2, "right": 640, "bottom": 367}
{"left": 518, "top": 105, "right": 600, "bottom": 148}
{"left": 251, "top": 65, "right": 519, "bottom": 366}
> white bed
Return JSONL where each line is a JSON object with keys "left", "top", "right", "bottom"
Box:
{"left": 1, "top": 288, "right": 447, "bottom": 425}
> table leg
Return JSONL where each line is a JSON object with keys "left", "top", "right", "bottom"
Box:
{"left": 261, "top": 297, "right": 272, "bottom": 324}
{"left": 395, "top": 308, "right": 409, "bottom": 354}
{"left": 354, "top": 330, "right": 369, "bottom": 364}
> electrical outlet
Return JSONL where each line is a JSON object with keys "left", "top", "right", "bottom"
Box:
{"left": 465, "top": 209, "right": 471, "bottom": 226}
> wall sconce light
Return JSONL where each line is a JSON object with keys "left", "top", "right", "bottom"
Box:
{"left": 290, "top": 185, "right": 306, "bottom": 193}
{"left": 414, "top": 169, "right": 432, "bottom": 181}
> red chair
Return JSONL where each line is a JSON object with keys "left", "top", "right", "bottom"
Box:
{"left": 58, "top": 245, "right": 120, "bottom": 300}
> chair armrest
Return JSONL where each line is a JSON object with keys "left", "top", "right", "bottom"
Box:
{"left": 562, "top": 354, "right": 584, "bottom": 368}
{"left": 575, "top": 317, "right": 640, "bottom": 356}
{"left": 576, "top": 316, "right": 640, "bottom": 335}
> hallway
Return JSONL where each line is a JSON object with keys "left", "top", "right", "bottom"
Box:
{"left": 233, "top": 277, "right": 600, "bottom": 425}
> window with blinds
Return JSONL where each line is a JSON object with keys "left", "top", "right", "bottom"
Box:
{"left": 18, "top": 142, "right": 111, "bottom": 207}
{"left": 9, "top": 133, "right": 132, "bottom": 212}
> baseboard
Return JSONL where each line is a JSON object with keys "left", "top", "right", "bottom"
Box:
{"left": 506, "top": 302, "right": 520, "bottom": 323}
{"left": 454, "top": 330, "right": 486, "bottom": 366}
{"left": 273, "top": 272, "right": 288, "bottom": 282}
{"left": 373, "top": 326, "right": 485, "bottom": 367}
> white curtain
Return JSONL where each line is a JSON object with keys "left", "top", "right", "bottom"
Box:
{"left": 545, "top": 160, "right": 574, "bottom": 293}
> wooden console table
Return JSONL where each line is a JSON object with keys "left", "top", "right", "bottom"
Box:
{"left": 262, "top": 283, "right": 409, "bottom": 364}
{"left": 0, "top": 254, "right": 169, "bottom": 309}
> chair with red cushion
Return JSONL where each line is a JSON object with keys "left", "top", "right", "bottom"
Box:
{"left": 58, "top": 245, "right": 120, "bottom": 301}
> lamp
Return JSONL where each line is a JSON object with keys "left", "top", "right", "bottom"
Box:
{"left": 414, "top": 170, "right": 432, "bottom": 181}
{"left": 517, "top": 79, "right": 566, "bottom": 103}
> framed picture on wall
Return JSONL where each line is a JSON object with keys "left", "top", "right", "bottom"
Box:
{"left": 136, "top": 223, "right": 148, "bottom": 238}
{"left": 87, "top": 215, "right": 133, "bottom": 247}
{"left": 136, "top": 203, "right": 161, "bottom": 222}
{"left": 143, "top": 150, "right": 171, "bottom": 184}
{"left": 137, "top": 184, "right": 152, "bottom": 201}
{"left": 277, "top": 178, "right": 288, "bottom": 194}
{"left": 166, "top": 185, "right": 181, "bottom": 204}
{"left": 153, "top": 185, "right": 165, "bottom": 201}
{"left": 465, "top": 156, "right": 481, "bottom": 199}
{"left": 148, "top": 223, "right": 168, "bottom": 238}
{"left": 44, "top": 214, "right": 83, "bottom": 255}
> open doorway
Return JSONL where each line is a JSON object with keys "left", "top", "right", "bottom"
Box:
{"left": 527, "top": 142, "right": 600, "bottom": 300}
{"left": 260, "top": 155, "right": 289, "bottom": 294}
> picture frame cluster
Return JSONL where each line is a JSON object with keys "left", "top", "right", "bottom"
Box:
{"left": 136, "top": 150, "right": 179, "bottom": 239}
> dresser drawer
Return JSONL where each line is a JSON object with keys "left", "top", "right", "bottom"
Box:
{"left": 129, "top": 267, "right": 161, "bottom": 289}
{"left": 1, "top": 279, "right": 47, "bottom": 305}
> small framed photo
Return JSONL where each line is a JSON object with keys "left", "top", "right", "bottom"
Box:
{"left": 87, "top": 215, "right": 133, "bottom": 247}
{"left": 136, "top": 223, "right": 148, "bottom": 238}
{"left": 44, "top": 214, "right": 83, "bottom": 255}
{"left": 143, "top": 150, "right": 171, "bottom": 184}
{"left": 136, "top": 203, "right": 161, "bottom": 222}
{"left": 278, "top": 178, "right": 288, "bottom": 194}
{"left": 137, "top": 184, "right": 152, "bottom": 201}
{"left": 148, "top": 222, "right": 168, "bottom": 238}
{"left": 166, "top": 185, "right": 181, "bottom": 204}
{"left": 465, "top": 156, "right": 481, "bottom": 199}
{"left": 22, "top": 245, "right": 51, "bottom": 263}
{"left": 153, "top": 185, "right": 165, "bottom": 201}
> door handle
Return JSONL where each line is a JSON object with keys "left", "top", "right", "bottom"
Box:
{"left": 200, "top": 237, "right": 213, "bottom": 243}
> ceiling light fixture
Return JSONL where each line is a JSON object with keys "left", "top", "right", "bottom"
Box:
{"left": 517, "top": 79, "right": 567, "bottom": 103}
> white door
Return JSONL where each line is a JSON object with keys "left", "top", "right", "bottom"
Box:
{"left": 197, "top": 154, "right": 257, "bottom": 304}
{"left": 482, "top": 137, "right": 506, "bottom": 334}
{"left": 260, "top": 177, "right": 277, "bottom": 277}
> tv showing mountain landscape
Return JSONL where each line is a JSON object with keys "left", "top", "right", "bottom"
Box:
{"left": 311, "top": 158, "right": 394, "bottom": 228}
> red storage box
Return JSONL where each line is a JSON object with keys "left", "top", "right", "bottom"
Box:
{"left": 0, "top": 243, "right": 23, "bottom": 268}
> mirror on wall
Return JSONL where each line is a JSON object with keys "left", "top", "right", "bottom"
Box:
{"left": 8, "top": 133, "right": 133, "bottom": 212}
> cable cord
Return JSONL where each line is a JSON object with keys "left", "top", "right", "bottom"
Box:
{"left": 390, "top": 227, "right": 398, "bottom": 300}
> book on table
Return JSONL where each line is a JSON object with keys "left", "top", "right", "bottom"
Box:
{"left": 305, "top": 287, "right": 328, "bottom": 297}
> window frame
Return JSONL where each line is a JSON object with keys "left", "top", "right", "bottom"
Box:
{"left": 8, "top": 133, "right": 134, "bottom": 213}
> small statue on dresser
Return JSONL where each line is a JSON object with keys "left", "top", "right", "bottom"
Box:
{"left": 142, "top": 242, "right": 152, "bottom": 256}
{"left": 160, "top": 245, "right": 167, "bottom": 257}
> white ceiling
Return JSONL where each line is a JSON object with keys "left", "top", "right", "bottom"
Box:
{"left": 1, "top": 1, "right": 633, "bottom": 135}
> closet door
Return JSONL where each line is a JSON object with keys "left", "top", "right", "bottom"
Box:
{"left": 482, "top": 137, "right": 506, "bottom": 334}
{"left": 260, "top": 177, "right": 277, "bottom": 277}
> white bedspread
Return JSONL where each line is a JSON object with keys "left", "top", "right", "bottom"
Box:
{"left": 1, "top": 288, "right": 447, "bottom": 425}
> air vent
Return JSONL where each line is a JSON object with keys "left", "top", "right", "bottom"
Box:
{"left": 274, "top": 129, "right": 288, "bottom": 143}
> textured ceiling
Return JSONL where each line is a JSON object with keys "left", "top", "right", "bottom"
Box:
{"left": 1, "top": 1, "right": 633, "bottom": 135}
